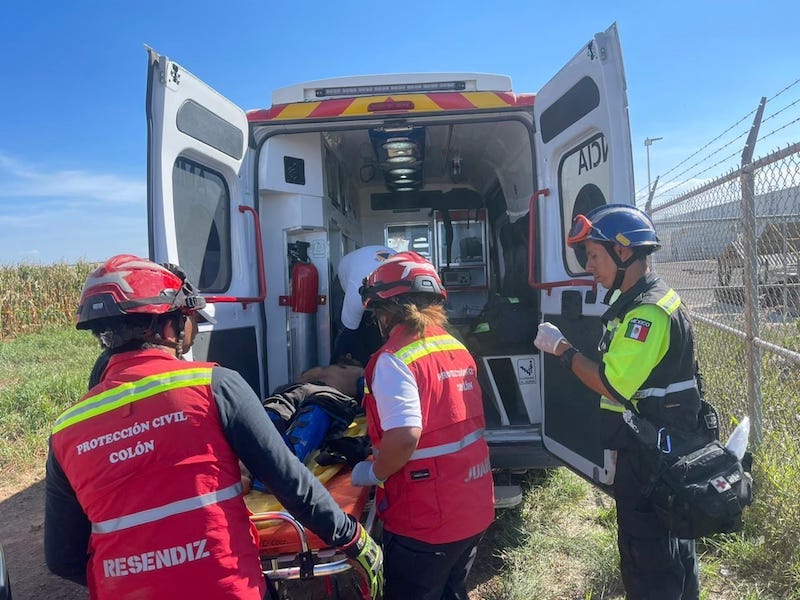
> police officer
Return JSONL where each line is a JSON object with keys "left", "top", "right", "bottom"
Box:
{"left": 331, "top": 245, "right": 396, "bottom": 366}
{"left": 534, "top": 205, "right": 701, "bottom": 599}
{"left": 44, "top": 254, "right": 383, "bottom": 600}
{"left": 351, "top": 251, "right": 495, "bottom": 600}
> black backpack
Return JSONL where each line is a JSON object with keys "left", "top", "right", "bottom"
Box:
{"left": 623, "top": 401, "right": 754, "bottom": 539}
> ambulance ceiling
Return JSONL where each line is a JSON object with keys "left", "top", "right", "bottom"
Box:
{"left": 330, "top": 120, "right": 533, "bottom": 204}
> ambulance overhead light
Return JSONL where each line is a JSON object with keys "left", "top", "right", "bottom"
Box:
{"left": 315, "top": 81, "right": 466, "bottom": 98}
{"left": 386, "top": 155, "right": 417, "bottom": 165}
{"left": 383, "top": 139, "right": 416, "bottom": 152}
{"left": 370, "top": 126, "right": 426, "bottom": 192}
{"left": 388, "top": 167, "right": 416, "bottom": 176}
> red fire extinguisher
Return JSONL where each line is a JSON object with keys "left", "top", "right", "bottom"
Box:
{"left": 290, "top": 259, "right": 319, "bottom": 314}
{"left": 287, "top": 242, "right": 319, "bottom": 378}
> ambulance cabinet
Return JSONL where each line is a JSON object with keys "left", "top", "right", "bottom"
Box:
{"left": 434, "top": 209, "right": 489, "bottom": 321}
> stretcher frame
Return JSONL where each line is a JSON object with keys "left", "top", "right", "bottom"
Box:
{"left": 249, "top": 481, "right": 377, "bottom": 599}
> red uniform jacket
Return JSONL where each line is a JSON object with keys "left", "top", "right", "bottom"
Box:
{"left": 50, "top": 350, "right": 264, "bottom": 599}
{"left": 364, "top": 325, "right": 494, "bottom": 544}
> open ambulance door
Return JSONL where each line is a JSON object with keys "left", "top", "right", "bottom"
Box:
{"left": 533, "top": 24, "right": 634, "bottom": 487}
{"left": 146, "top": 49, "right": 267, "bottom": 396}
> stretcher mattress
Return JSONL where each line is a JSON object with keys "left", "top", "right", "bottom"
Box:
{"left": 245, "top": 419, "right": 371, "bottom": 556}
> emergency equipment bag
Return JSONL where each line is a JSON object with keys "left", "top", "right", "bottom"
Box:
{"left": 623, "top": 401, "right": 753, "bottom": 539}
{"left": 647, "top": 439, "right": 753, "bottom": 539}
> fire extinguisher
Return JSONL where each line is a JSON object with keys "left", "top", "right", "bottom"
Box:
{"left": 287, "top": 241, "right": 318, "bottom": 379}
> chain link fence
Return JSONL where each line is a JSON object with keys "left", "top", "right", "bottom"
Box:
{"left": 651, "top": 140, "right": 800, "bottom": 443}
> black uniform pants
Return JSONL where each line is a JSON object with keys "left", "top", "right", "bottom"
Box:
{"left": 382, "top": 530, "right": 483, "bottom": 600}
{"left": 615, "top": 451, "right": 699, "bottom": 600}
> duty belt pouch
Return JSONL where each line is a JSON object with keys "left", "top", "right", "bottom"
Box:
{"left": 622, "top": 400, "right": 754, "bottom": 539}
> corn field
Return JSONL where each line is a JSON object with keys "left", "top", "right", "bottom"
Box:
{"left": 0, "top": 262, "right": 97, "bottom": 339}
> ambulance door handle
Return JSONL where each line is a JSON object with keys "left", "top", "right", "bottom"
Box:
{"left": 527, "top": 190, "right": 596, "bottom": 294}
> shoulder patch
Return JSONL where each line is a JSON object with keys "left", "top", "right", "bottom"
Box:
{"left": 624, "top": 318, "right": 652, "bottom": 342}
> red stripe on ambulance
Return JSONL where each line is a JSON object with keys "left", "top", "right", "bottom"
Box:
{"left": 308, "top": 97, "right": 357, "bottom": 118}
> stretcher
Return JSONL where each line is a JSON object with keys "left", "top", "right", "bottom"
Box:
{"left": 245, "top": 419, "right": 376, "bottom": 599}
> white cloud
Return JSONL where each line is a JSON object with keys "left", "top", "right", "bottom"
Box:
{"left": 0, "top": 152, "right": 144, "bottom": 204}
{"left": 0, "top": 152, "right": 148, "bottom": 264}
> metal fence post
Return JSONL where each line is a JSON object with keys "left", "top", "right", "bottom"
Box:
{"left": 740, "top": 97, "right": 767, "bottom": 445}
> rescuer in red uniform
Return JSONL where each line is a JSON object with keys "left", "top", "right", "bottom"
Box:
{"left": 44, "top": 254, "right": 383, "bottom": 599}
{"left": 351, "top": 251, "right": 494, "bottom": 600}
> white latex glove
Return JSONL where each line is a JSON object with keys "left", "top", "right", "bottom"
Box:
{"left": 534, "top": 322, "right": 567, "bottom": 355}
{"left": 350, "top": 461, "right": 385, "bottom": 486}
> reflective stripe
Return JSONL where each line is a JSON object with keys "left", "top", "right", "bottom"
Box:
{"left": 92, "top": 482, "right": 243, "bottom": 534}
{"left": 656, "top": 288, "right": 681, "bottom": 315}
{"left": 394, "top": 335, "right": 467, "bottom": 366}
{"left": 409, "top": 429, "right": 484, "bottom": 460}
{"left": 632, "top": 378, "right": 697, "bottom": 399}
{"left": 248, "top": 91, "right": 534, "bottom": 122}
{"left": 53, "top": 368, "right": 213, "bottom": 434}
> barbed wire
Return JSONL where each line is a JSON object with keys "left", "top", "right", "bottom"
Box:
{"left": 763, "top": 115, "right": 800, "bottom": 142}
{"left": 654, "top": 129, "right": 750, "bottom": 195}
{"left": 645, "top": 76, "right": 800, "bottom": 207}
{"left": 766, "top": 76, "right": 800, "bottom": 103}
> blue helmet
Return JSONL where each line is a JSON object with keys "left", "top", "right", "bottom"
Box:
{"left": 568, "top": 204, "right": 660, "bottom": 250}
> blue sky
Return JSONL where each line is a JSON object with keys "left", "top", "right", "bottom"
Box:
{"left": 1, "top": 1, "right": 798, "bottom": 264}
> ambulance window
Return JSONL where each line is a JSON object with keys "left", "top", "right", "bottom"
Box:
{"left": 385, "top": 223, "right": 432, "bottom": 260}
{"left": 324, "top": 147, "right": 341, "bottom": 209}
{"left": 172, "top": 157, "right": 232, "bottom": 292}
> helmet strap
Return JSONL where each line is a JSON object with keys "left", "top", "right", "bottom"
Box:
{"left": 602, "top": 243, "right": 640, "bottom": 300}
{"left": 173, "top": 314, "right": 188, "bottom": 358}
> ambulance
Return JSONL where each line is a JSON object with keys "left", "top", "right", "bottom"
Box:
{"left": 146, "top": 23, "right": 634, "bottom": 496}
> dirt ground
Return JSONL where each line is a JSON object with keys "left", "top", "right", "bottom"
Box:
{"left": 0, "top": 470, "right": 86, "bottom": 599}
{"left": 0, "top": 471, "right": 500, "bottom": 599}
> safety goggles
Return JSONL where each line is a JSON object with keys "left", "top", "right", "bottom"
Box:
{"left": 567, "top": 214, "right": 612, "bottom": 246}
{"left": 567, "top": 214, "right": 594, "bottom": 246}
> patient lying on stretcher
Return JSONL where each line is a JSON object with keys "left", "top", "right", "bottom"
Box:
{"left": 241, "top": 361, "right": 371, "bottom": 493}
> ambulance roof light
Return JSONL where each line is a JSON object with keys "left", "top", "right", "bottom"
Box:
{"left": 271, "top": 73, "right": 512, "bottom": 104}
{"left": 316, "top": 81, "right": 466, "bottom": 98}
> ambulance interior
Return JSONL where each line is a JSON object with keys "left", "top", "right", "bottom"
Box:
{"left": 252, "top": 117, "right": 545, "bottom": 437}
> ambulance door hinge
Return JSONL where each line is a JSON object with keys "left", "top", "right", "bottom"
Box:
{"left": 159, "top": 56, "right": 181, "bottom": 88}
{"left": 158, "top": 55, "right": 168, "bottom": 85}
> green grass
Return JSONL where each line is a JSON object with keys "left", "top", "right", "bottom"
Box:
{"left": 0, "top": 327, "right": 99, "bottom": 475}
{"left": 485, "top": 469, "right": 793, "bottom": 600}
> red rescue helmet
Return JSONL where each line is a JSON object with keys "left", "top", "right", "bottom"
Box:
{"left": 76, "top": 254, "right": 212, "bottom": 329}
{"left": 360, "top": 251, "right": 446, "bottom": 307}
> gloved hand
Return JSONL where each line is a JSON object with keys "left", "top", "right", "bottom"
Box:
{"left": 534, "top": 322, "right": 567, "bottom": 354}
{"left": 342, "top": 521, "right": 384, "bottom": 599}
{"left": 350, "top": 460, "right": 385, "bottom": 486}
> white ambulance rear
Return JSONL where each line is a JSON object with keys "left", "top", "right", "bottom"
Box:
{"left": 146, "top": 23, "right": 635, "bottom": 492}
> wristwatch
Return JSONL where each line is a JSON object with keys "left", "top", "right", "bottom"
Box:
{"left": 559, "top": 347, "right": 579, "bottom": 370}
